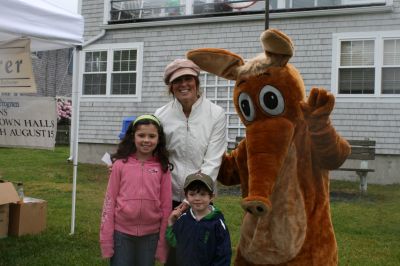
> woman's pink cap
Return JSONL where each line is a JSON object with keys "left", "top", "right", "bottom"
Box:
{"left": 163, "top": 59, "right": 200, "bottom": 85}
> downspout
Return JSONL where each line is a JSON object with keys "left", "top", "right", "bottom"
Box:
{"left": 83, "top": 29, "right": 106, "bottom": 48}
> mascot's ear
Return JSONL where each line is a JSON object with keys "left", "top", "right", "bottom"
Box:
{"left": 260, "top": 28, "right": 294, "bottom": 67}
{"left": 187, "top": 48, "right": 244, "bottom": 80}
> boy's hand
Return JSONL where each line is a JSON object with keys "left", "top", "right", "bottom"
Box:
{"left": 168, "top": 201, "right": 190, "bottom": 226}
{"left": 176, "top": 200, "right": 190, "bottom": 212}
{"left": 168, "top": 209, "right": 182, "bottom": 226}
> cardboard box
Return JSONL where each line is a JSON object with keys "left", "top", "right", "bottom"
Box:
{"left": 0, "top": 204, "right": 10, "bottom": 238}
{"left": 0, "top": 182, "right": 20, "bottom": 238}
{"left": 8, "top": 197, "right": 47, "bottom": 237}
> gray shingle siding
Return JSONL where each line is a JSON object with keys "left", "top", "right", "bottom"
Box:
{"left": 32, "top": 49, "right": 73, "bottom": 97}
{"left": 82, "top": 0, "right": 105, "bottom": 39}
{"left": 79, "top": 1, "right": 400, "bottom": 158}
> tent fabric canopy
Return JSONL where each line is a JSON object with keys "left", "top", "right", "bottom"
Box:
{"left": 0, "top": 0, "right": 84, "bottom": 51}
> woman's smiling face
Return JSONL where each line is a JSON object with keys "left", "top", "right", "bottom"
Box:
{"left": 171, "top": 75, "right": 198, "bottom": 105}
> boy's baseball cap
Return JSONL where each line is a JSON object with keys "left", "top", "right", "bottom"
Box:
{"left": 184, "top": 172, "right": 214, "bottom": 192}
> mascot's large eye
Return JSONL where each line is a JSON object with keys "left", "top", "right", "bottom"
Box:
{"left": 238, "top": 92, "right": 255, "bottom": 122}
{"left": 259, "top": 85, "right": 284, "bottom": 116}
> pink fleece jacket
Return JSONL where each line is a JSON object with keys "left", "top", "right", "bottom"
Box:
{"left": 100, "top": 154, "right": 172, "bottom": 263}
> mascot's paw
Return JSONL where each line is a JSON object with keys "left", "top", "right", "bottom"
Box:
{"left": 241, "top": 196, "right": 272, "bottom": 216}
{"left": 300, "top": 87, "right": 335, "bottom": 132}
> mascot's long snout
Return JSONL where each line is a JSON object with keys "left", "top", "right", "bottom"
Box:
{"left": 241, "top": 118, "right": 294, "bottom": 216}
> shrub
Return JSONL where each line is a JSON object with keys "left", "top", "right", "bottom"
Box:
{"left": 56, "top": 97, "right": 72, "bottom": 125}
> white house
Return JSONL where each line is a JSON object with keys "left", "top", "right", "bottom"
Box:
{"left": 77, "top": 0, "right": 400, "bottom": 184}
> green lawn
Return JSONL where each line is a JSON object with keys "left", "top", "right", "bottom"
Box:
{"left": 0, "top": 146, "right": 399, "bottom": 265}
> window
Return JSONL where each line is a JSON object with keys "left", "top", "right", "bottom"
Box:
{"left": 82, "top": 43, "right": 143, "bottom": 99}
{"left": 382, "top": 39, "right": 400, "bottom": 94}
{"left": 108, "top": 0, "right": 386, "bottom": 22}
{"left": 200, "top": 72, "right": 245, "bottom": 148}
{"left": 83, "top": 51, "right": 107, "bottom": 95}
{"left": 291, "top": 0, "right": 341, "bottom": 9}
{"left": 112, "top": 50, "right": 138, "bottom": 95}
{"left": 289, "top": 0, "right": 384, "bottom": 9}
{"left": 332, "top": 32, "right": 400, "bottom": 97}
{"left": 338, "top": 40, "right": 375, "bottom": 94}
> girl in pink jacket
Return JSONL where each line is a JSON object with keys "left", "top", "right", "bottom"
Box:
{"left": 100, "top": 114, "right": 172, "bottom": 265}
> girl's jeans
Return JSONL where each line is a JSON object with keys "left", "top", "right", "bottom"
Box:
{"left": 110, "top": 230, "right": 159, "bottom": 266}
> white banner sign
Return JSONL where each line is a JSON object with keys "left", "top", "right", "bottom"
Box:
{"left": 0, "top": 39, "right": 36, "bottom": 93}
{"left": 0, "top": 96, "right": 57, "bottom": 150}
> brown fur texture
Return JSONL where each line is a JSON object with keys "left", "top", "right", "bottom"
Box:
{"left": 187, "top": 28, "right": 350, "bottom": 266}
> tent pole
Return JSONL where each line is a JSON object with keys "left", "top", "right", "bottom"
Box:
{"left": 70, "top": 46, "right": 82, "bottom": 235}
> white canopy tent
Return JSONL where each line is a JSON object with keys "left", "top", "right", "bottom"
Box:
{"left": 0, "top": 0, "right": 84, "bottom": 234}
{"left": 0, "top": 0, "right": 83, "bottom": 51}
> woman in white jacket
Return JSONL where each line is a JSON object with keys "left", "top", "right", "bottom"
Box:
{"left": 155, "top": 58, "right": 227, "bottom": 266}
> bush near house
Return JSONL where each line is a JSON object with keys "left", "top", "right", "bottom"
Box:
{"left": 0, "top": 146, "right": 399, "bottom": 266}
{"left": 56, "top": 97, "right": 72, "bottom": 126}
{"left": 55, "top": 97, "right": 72, "bottom": 145}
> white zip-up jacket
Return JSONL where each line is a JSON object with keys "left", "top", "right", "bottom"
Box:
{"left": 155, "top": 95, "right": 227, "bottom": 201}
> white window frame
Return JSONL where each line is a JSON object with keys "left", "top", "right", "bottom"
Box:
{"left": 200, "top": 72, "right": 245, "bottom": 148}
{"left": 331, "top": 31, "right": 400, "bottom": 101}
{"left": 80, "top": 42, "right": 144, "bottom": 102}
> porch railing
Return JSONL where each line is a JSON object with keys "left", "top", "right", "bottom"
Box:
{"left": 109, "top": 0, "right": 386, "bottom": 22}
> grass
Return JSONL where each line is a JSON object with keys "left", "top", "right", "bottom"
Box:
{"left": 0, "top": 146, "right": 399, "bottom": 265}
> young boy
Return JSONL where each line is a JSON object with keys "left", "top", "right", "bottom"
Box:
{"left": 166, "top": 172, "right": 232, "bottom": 266}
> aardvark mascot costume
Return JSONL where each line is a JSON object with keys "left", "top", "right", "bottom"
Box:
{"left": 187, "top": 29, "right": 351, "bottom": 266}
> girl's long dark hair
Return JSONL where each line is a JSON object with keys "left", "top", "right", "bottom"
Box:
{"left": 111, "top": 117, "right": 170, "bottom": 173}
